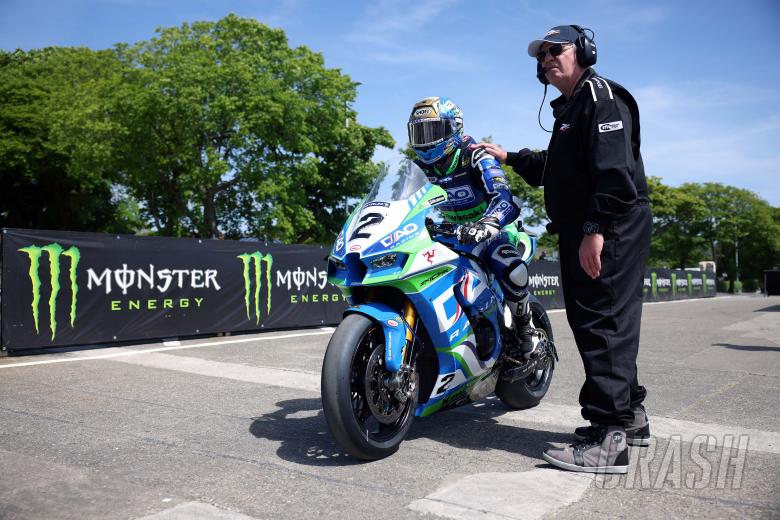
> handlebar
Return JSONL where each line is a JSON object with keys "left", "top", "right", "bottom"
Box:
{"left": 425, "top": 219, "right": 459, "bottom": 237}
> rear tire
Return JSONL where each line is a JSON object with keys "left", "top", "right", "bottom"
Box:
{"left": 321, "top": 314, "right": 417, "bottom": 460}
{"left": 495, "top": 300, "right": 555, "bottom": 409}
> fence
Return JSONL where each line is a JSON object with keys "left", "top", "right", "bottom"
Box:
{"left": 1, "top": 228, "right": 714, "bottom": 353}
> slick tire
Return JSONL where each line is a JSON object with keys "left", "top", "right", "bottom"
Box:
{"left": 321, "top": 314, "right": 416, "bottom": 461}
{"left": 495, "top": 299, "right": 555, "bottom": 409}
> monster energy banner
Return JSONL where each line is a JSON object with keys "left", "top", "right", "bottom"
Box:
{"left": 527, "top": 260, "right": 565, "bottom": 310}
{"left": 2, "top": 228, "right": 345, "bottom": 352}
{"left": 643, "top": 268, "right": 716, "bottom": 301}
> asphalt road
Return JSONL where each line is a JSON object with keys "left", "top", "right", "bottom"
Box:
{"left": 1, "top": 295, "right": 779, "bottom": 519}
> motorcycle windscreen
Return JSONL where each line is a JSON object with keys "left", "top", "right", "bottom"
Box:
{"left": 364, "top": 158, "right": 428, "bottom": 203}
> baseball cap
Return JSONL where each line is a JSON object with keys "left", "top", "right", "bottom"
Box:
{"left": 527, "top": 25, "right": 580, "bottom": 58}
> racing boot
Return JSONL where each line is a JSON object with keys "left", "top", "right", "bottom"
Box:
{"left": 508, "top": 294, "right": 538, "bottom": 360}
{"left": 543, "top": 425, "right": 629, "bottom": 474}
{"left": 574, "top": 405, "right": 651, "bottom": 447}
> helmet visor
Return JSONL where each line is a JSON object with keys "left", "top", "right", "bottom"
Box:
{"left": 408, "top": 118, "right": 461, "bottom": 147}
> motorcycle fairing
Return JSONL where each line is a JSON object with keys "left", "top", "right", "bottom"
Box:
{"left": 343, "top": 302, "right": 409, "bottom": 373}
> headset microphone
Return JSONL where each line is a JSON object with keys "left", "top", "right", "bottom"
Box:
{"left": 537, "top": 84, "right": 552, "bottom": 133}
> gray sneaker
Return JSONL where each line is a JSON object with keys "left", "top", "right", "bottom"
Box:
{"left": 543, "top": 425, "right": 629, "bottom": 474}
{"left": 574, "top": 406, "right": 651, "bottom": 447}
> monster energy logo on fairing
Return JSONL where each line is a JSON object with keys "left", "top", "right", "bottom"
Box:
{"left": 18, "top": 243, "right": 81, "bottom": 340}
{"left": 237, "top": 252, "right": 273, "bottom": 324}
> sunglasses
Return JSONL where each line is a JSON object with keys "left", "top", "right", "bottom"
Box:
{"left": 535, "top": 43, "right": 571, "bottom": 63}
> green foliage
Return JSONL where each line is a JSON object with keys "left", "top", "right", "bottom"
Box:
{"left": 1, "top": 15, "right": 392, "bottom": 241}
{"left": 98, "top": 14, "right": 393, "bottom": 240}
{"left": 648, "top": 180, "right": 780, "bottom": 284}
{"left": 0, "top": 47, "right": 141, "bottom": 232}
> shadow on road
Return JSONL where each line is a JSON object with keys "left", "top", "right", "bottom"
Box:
{"left": 249, "top": 397, "right": 571, "bottom": 467}
{"left": 754, "top": 304, "right": 780, "bottom": 313}
{"left": 714, "top": 343, "right": 780, "bottom": 353}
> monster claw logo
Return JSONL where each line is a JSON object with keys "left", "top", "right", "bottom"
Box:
{"left": 237, "top": 252, "right": 273, "bottom": 324}
{"left": 19, "top": 243, "right": 81, "bottom": 340}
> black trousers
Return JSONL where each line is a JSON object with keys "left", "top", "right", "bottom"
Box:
{"left": 558, "top": 204, "right": 652, "bottom": 426}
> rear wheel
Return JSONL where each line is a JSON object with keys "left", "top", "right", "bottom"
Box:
{"left": 321, "top": 314, "right": 417, "bottom": 460}
{"left": 495, "top": 300, "right": 555, "bottom": 409}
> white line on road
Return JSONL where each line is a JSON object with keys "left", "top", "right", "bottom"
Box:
{"left": 136, "top": 502, "right": 259, "bottom": 520}
{"left": 0, "top": 328, "right": 335, "bottom": 370}
{"left": 456, "top": 400, "right": 780, "bottom": 455}
{"left": 113, "top": 352, "right": 321, "bottom": 393}
{"left": 408, "top": 470, "right": 593, "bottom": 520}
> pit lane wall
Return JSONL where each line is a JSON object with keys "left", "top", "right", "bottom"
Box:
{"left": 0, "top": 228, "right": 715, "bottom": 353}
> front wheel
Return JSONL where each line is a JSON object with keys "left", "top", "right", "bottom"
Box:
{"left": 321, "top": 314, "right": 417, "bottom": 460}
{"left": 495, "top": 299, "right": 555, "bottom": 409}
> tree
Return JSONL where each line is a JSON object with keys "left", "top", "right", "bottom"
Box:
{"left": 96, "top": 14, "right": 392, "bottom": 240}
{"left": 0, "top": 48, "right": 140, "bottom": 232}
{"left": 646, "top": 177, "right": 708, "bottom": 268}
{"left": 688, "top": 183, "right": 780, "bottom": 284}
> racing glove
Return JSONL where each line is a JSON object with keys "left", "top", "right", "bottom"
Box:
{"left": 456, "top": 218, "right": 500, "bottom": 244}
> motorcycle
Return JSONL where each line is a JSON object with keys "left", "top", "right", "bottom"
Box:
{"left": 321, "top": 158, "right": 557, "bottom": 460}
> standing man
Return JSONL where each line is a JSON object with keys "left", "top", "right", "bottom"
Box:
{"left": 472, "top": 25, "right": 652, "bottom": 474}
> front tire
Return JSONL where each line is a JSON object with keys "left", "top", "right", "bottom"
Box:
{"left": 321, "top": 314, "right": 417, "bottom": 460}
{"left": 495, "top": 300, "right": 555, "bottom": 409}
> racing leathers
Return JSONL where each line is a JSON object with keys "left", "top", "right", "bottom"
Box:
{"left": 415, "top": 135, "right": 530, "bottom": 308}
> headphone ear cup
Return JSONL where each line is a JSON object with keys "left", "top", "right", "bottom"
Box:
{"left": 575, "top": 34, "right": 597, "bottom": 67}
{"left": 536, "top": 62, "right": 549, "bottom": 85}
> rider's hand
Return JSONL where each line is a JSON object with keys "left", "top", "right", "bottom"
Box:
{"left": 468, "top": 142, "right": 508, "bottom": 164}
{"left": 457, "top": 219, "right": 500, "bottom": 244}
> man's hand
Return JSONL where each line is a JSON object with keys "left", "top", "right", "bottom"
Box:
{"left": 457, "top": 219, "right": 500, "bottom": 244}
{"left": 579, "top": 233, "right": 604, "bottom": 279}
{"left": 467, "top": 142, "right": 508, "bottom": 164}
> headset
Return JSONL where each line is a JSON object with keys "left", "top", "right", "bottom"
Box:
{"left": 536, "top": 25, "right": 597, "bottom": 85}
{"left": 536, "top": 25, "right": 597, "bottom": 132}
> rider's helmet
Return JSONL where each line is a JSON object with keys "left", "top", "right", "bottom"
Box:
{"left": 408, "top": 96, "right": 464, "bottom": 175}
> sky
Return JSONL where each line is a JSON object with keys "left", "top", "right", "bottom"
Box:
{"left": 2, "top": 0, "right": 780, "bottom": 207}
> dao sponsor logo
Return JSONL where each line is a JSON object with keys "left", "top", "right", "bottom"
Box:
{"left": 598, "top": 121, "right": 623, "bottom": 133}
{"left": 238, "top": 252, "right": 273, "bottom": 324}
{"left": 380, "top": 223, "right": 419, "bottom": 247}
{"left": 18, "top": 243, "right": 80, "bottom": 340}
{"left": 445, "top": 185, "right": 475, "bottom": 204}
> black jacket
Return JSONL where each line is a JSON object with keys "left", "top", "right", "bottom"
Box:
{"left": 506, "top": 68, "right": 648, "bottom": 233}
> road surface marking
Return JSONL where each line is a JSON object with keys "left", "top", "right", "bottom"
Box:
{"left": 136, "top": 502, "right": 259, "bottom": 520}
{"left": 0, "top": 329, "right": 335, "bottom": 370}
{"left": 408, "top": 470, "right": 593, "bottom": 520}
{"left": 114, "top": 352, "right": 321, "bottom": 393}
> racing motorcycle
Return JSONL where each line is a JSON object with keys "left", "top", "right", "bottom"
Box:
{"left": 321, "top": 158, "right": 557, "bottom": 460}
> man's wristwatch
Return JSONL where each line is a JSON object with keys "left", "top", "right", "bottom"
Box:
{"left": 582, "top": 221, "right": 602, "bottom": 235}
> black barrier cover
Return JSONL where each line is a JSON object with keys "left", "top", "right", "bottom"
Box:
{"left": 2, "top": 228, "right": 344, "bottom": 352}
{"left": 527, "top": 260, "right": 564, "bottom": 310}
{"left": 1, "top": 227, "right": 716, "bottom": 352}
{"left": 766, "top": 270, "right": 780, "bottom": 296}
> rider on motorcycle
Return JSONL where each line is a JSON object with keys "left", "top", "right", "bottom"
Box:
{"left": 408, "top": 96, "right": 536, "bottom": 358}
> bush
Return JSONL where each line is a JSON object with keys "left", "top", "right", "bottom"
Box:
{"left": 717, "top": 280, "right": 730, "bottom": 292}
{"left": 742, "top": 278, "right": 760, "bottom": 293}
{"left": 731, "top": 280, "right": 743, "bottom": 294}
